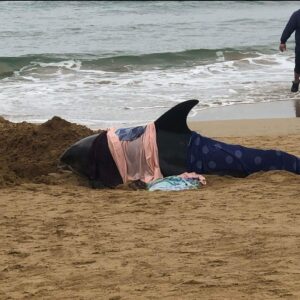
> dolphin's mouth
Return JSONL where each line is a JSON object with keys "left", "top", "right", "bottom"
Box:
{"left": 57, "top": 161, "right": 73, "bottom": 172}
{"left": 57, "top": 161, "right": 89, "bottom": 179}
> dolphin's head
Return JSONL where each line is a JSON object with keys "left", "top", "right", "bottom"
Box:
{"left": 59, "top": 134, "right": 99, "bottom": 178}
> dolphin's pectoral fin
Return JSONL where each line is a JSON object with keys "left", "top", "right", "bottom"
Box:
{"left": 154, "top": 99, "right": 199, "bottom": 133}
{"left": 89, "top": 179, "right": 109, "bottom": 189}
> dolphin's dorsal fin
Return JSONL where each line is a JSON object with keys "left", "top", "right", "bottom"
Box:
{"left": 154, "top": 99, "right": 199, "bottom": 133}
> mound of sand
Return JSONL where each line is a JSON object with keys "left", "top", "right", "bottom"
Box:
{"left": 0, "top": 116, "right": 94, "bottom": 187}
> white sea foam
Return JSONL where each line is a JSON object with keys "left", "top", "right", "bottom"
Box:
{"left": 0, "top": 51, "right": 297, "bottom": 128}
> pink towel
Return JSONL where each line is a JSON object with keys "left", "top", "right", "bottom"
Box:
{"left": 107, "top": 123, "right": 163, "bottom": 183}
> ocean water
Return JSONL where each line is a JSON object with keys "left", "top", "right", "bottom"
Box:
{"left": 0, "top": 1, "right": 299, "bottom": 128}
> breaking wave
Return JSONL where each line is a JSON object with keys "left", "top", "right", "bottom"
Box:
{"left": 0, "top": 46, "right": 276, "bottom": 79}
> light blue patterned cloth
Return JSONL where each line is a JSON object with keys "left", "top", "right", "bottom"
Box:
{"left": 147, "top": 176, "right": 200, "bottom": 191}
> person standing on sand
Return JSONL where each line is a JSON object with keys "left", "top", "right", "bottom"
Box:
{"left": 280, "top": 9, "right": 300, "bottom": 92}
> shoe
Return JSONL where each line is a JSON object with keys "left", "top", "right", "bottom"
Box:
{"left": 291, "top": 81, "right": 299, "bottom": 92}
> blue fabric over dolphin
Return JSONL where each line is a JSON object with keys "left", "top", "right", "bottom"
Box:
{"left": 115, "top": 126, "right": 146, "bottom": 141}
{"left": 187, "top": 131, "right": 300, "bottom": 176}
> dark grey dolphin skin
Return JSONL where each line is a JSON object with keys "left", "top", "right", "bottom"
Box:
{"left": 60, "top": 100, "right": 299, "bottom": 188}
{"left": 59, "top": 133, "right": 99, "bottom": 178}
{"left": 59, "top": 100, "right": 199, "bottom": 188}
{"left": 59, "top": 100, "right": 198, "bottom": 187}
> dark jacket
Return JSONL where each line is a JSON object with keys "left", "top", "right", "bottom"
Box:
{"left": 281, "top": 9, "right": 300, "bottom": 49}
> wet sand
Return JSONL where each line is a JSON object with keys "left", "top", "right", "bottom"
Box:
{"left": 0, "top": 115, "right": 300, "bottom": 299}
{"left": 192, "top": 99, "right": 300, "bottom": 121}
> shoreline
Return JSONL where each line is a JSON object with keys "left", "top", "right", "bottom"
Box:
{"left": 1, "top": 99, "right": 300, "bottom": 130}
{"left": 190, "top": 99, "right": 300, "bottom": 122}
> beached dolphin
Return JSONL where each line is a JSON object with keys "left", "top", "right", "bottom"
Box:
{"left": 59, "top": 100, "right": 300, "bottom": 188}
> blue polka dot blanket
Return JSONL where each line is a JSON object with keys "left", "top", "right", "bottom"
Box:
{"left": 187, "top": 132, "right": 300, "bottom": 177}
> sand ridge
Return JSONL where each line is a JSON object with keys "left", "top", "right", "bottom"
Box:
{"left": 0, "top": 116, "right": 94, "bottom": 187}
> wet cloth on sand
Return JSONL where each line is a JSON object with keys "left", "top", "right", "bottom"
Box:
{"left": 147, "top": 176, "right": 201, "bottom": 191}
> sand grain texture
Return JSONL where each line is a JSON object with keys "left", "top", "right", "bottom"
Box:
{"left": 0, "top": 117, "right": 299, "bottom": 299}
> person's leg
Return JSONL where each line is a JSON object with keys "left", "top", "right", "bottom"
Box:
{"left": 292, "top": 50, "right": 300, "bottom": 92}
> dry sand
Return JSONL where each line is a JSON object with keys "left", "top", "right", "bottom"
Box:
{"left": 0, "top": 115, "right": 300, "bottom": 300}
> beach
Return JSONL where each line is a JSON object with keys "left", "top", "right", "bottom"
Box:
{"left": 1, "top": 109, "right": 299, "bottom": 300}
{"left": 1, "top": 1, "right": 300, "bottom": 299}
